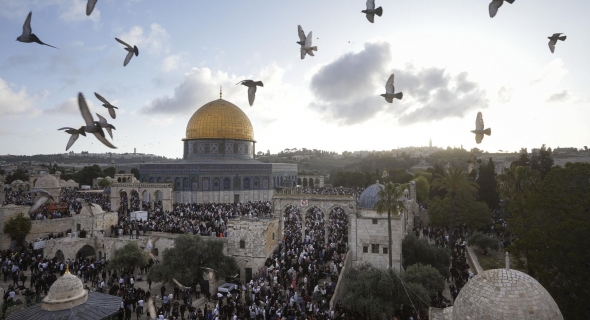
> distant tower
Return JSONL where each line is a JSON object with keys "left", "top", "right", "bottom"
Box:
{"left": 429, "top": 138, "right": 432, "bottom": 148}
{"left": 134, "top": 148, "right": 136, "bottom": 154}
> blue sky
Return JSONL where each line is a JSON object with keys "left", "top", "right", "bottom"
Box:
{"left": 0, "top": 0, "right": 589, "bottom": 157}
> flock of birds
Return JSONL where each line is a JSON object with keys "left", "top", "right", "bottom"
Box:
{"left": 14, "top": 0, "right": 568, "bottom": 151}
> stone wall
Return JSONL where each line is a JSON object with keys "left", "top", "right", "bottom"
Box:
{"left": 226, "top": 217, "right": 278, "bottom": 282}
{"left": 329, "top": 250, "right": 352, "bottom": 308}
{"left": 350, "top": 208, "right": 404, "bottom": 271}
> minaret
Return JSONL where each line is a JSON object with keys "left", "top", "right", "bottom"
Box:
{"left": 429, "top": 138, "right": 432, "bottom": 148}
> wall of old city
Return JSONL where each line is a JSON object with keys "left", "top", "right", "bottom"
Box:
{"left": 226, "top": 217, "right": 279, "bottom": 281}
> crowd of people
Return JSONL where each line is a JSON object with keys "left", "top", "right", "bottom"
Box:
{"left": 299, "top": 187, "right": 364, "bottom": 197}
{"left": 113, "top": 201, "right": 274, "bottom": 239}
{"left": 2, "top": 190, "right": 32, "bottom": 206}
{"left": 2, "top": 187, "right": 111, "bottom": 221}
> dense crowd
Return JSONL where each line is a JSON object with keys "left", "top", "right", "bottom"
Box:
{"left": 3, "top": 187, "right": 111, "bottom": 221}
{"left": 2, "top": 190, "right": 33, "bottom": 206}
{"left": 299, "top": 187, "right": 364, "bottom": 197}
{"left": 114, "top": 201, "right": 274, "bottom": 238}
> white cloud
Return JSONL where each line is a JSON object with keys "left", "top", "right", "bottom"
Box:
{"left": 44, "top": 96, "right": 98, "bottom": 115}
{"left": 547, "top": 89, "right": 570, "bottom": 103}
{"left": 161, "top": 53, "right": 186, "bottom": 72}
{"left": 118, "top": 23, "right": 170, "bottom": 56}
{"left": 0, "top": 79, "right": 38, "bottom": 116}
{"left": 58, "top": 0, "right": 101, "bottom": 25}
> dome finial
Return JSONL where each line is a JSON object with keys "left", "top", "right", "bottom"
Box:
{"left": 220, "top": 86, "right": 222, "bottom": 99}
{"left": 505, "top": 251, "right": 510, "bottom": 270}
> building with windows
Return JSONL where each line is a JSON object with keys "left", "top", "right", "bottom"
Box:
{"left": 139, "top": 96, "right": 297, "bottom": 204}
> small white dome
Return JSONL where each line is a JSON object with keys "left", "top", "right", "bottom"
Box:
{"left": 42, "top": 271, "right": 88, "bottom": 311}
{"left": 35, "top": 174, "right": 59, "bottom": 189}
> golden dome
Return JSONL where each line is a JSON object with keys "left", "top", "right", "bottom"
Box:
{"left": 185, "top": 99, "right": 254, "bottom": 141}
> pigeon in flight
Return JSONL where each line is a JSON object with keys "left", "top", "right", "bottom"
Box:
{"left": 94, "top": 92, "right": 118, "bottom": 119}
{"left": 548, "top": 33, "right": 566, "bottom": 53}
{"left": 78, "top": 93, "right": 117, "bottom": 149}
{"left": 362, "top": 0, "right": 383, "bottom": 23}
{"left": 26, "top": 189, "right": 55, "bottom": 214}
{"left": 58, "top": 127, "right": 86, "bottom": 151}
{"left": 95, "top": 113, "right": 116, "bottom": 139}
{"left": 489, "top": 0, "right": 515, "bottom": 18}
{"left": 76, "top": 198, "right": 95, "bottom": 217}
{"left": 471, "top": 112, "right": 491, "bottom": 144}
{"left": 236, "top": 80, "right": 264, "bottom": 107}
{"left": 16, "top": 12, "right": 57, "bottom": 49}
{"left": 298, "top": 26, "right": 317, "bottom": 60}
{"left": 86, "top": 0, "right": 97, "bottom": 16}
{"left": 466, "top": 154, "right": 483, "bottom": 174}
{"left": 380, "top": 74, "right": 403, "bottom": 103}
{"left": 115, "top": 38, "right": 139, "bottom": 67}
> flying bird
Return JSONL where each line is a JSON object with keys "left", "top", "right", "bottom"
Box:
{"left": 380, "top": 74, "right": 403, "bottom": 103}
{"left": 236, "top": 80, "right": 264, "bottom": 106}
{"left": 78, "top": 93, "right": 117, "bottom": 149}
{"left": 548, "top": 33, "right": 566, "bottom": 53}
{"left": 489, "top": 0, "right": 515, "bottom": 18}
{"left": 147, "top": 296, "right": 157, "bottom": 320}
{"left": 58, "top": 127, "right": 86, "bottom": 151}
{"left": 76, "top": 198, "right": 95, "bottom": 217}
{"left": 115, "top": 38, "right": 139, "bottom": 67}
{"left": 297, "top": 26, "right": 317, "bottom": 60}
{"left": 172, "top": 278, "right": 189, "bottom": 290}
{"left": 86, "top": 0, "right": 97, "bottom": 16}
{"left": 26, "top": 189, "right": 55, "bottom": 214}
{"left": 362, "top": 0, "right": 383, "bottom": 23}
{"left": 94, "top": 92, "right": 118, "bottom": 119}
{"left": 466, "top": 154, "right": 483, "bottom": 174}
{"left": 95, "top": 113, "right": 116, "bottom": 139}
{"left": 471, "top": 112, "right": 491, "bottom": 144}
{"left": 16, "top": 12, "right": 57, "bottom": 48}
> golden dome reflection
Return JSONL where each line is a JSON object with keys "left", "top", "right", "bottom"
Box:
{"left": 185, "top": 98, "right": 254, "bottom": 141}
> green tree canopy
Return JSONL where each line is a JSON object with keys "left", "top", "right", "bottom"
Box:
{"left": 497, "top": 166, "right": 540, "bottom": 201}
{"left": 103, "top": 166, "right": 116, "bottom": 178}
{"left": 72, "top": 165, "right": 103, "bottom": 186}
{"left": 98, "top": 178, "right": 111, "bottom": 188}
{"left": 414, "top": 171, "right": 432, "bottom": 182}
{"left": 467, "top": 232, "right": 499, "bottom": 254}
{"left": 343, "top": 263, "right": 430, "bottom": 318}
{"left": 476, "top": 158, "right": 499, "bottom": 210}
{"left": 530, "top": 144, "right": 554, "bottom": 181}
{"left": 3, "top": 213, "right": 32, "bottom": 245}
{"left": 5, "top": 168, "right": 29, "bottom": 184}
{"left": 414, "top": 176, "right": 430, "bottom": 203}
{"left": 431, "top": 166, "right": 480, "bottom": 243}
{"left": 402, "top": 233, "right": 451, "bottom": 278}
{"left": 109, "top": 242, "right": 148, "bottom": 271}
{"left": 428, "top": 188, "right": 491, "bottom": 230}
{"left": 148, "top": 234, "right": 237, "bottom": 286}
{"left": 375, "top": 182, "right": 406, "bottom": 269}
{"left": 401, "top": 263, "right": 445, "bottom": 299}
{"left": 130, "top": 168, "right": 140, "bottom": 180}
{"left": 507, "top": 163, "right": 590, "bottom": 320}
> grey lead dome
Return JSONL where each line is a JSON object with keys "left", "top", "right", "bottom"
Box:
{"left": 452, "top": 268, "right": 563, "bottom": 320}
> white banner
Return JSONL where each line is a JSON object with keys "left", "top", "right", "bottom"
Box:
{"left": 33, "top": 241, "right": 46, "bottom": 250}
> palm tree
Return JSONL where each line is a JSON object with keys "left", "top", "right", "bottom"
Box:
{"left": 497, "top": 166, "right": 540, "bottom": 201}
{"left": 431, "top": 166, "right": 478, "bottom": 245}
{"left": 375, "top": 182, "right": 407, "bottom": 269}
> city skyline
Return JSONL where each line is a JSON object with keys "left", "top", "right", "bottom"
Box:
{"left": 0, "top": 0, "right": 588, "bottom": 158}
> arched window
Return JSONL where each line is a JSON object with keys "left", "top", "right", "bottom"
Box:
{"left": 253, "top": 178, "right": 260, "bottom": 189}
{"left": 223, "top": 178, "right": 230, "bottom": 190}
{"left": 233, "top": 178, "right": 241, "bottom": 190}
{"left": 192, "top": 177, "right": 198, "bottom": 190}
